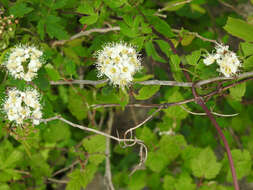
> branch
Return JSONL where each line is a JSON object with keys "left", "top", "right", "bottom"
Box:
{"left": 41, "top": 116, "right": 140, "bottom": 143}
{"left": 192, "top": 85, "right": 240, "bottom": 190}
{"left": 124, "top": 106, "right": 163, "bottom": 144}
{"left": 91, "top": 77, "right": 253, "bottom": 109}
{"left": 104, "top": 110, "right": 115, "bottom": 190}
{"left": 49, "top": 71, "right": 253, "bottom": 88}
{"left": 50, "top": 79, "right": 108, "bottom": 86}
{"left": 52, "top": 27, "right": 120, "bottom": 46}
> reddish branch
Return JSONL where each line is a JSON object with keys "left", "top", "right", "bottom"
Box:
{"left": 152, "top": 23, "right": 240, "bottom": 190}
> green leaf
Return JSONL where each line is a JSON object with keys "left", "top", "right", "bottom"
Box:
{"left": 128, "top": 171, "right": 147, "bottom": 190}
{"left": 103, "top": 0, "right": 127, "bottom": 8}
{"left": 229, "top": 82, "right": 246, "bottom": 101}
{"left": 10, "top": 3, "right": 33, "bottom": 17}
{"left": 146, "top": 151, "right": 168, "bottom": 172}
{"left": 66, "top": 164, "right": 97, "bottom": 190}
{"left": 181, "top": 34, "right": 195, "bottom": 46}
{"left": 30, "top": 154, "right": 52, "bottom": 177}
{"left": 169, "top": 54, "right": 183, "bottom": 81}
{"left": 159, "top": 135, "right": 187, "bottom": 161}
{"left": 134, "top": 85, "right": 160, "bottom": 100}
{"left": 3, "top": 150, "right": 22, "bottom": 169}
{"left": 175, "top": 173, "right": 196, "bottom": 190}
{"left": 164, "top": 90, "right": 189, "bottom": 119}
{"left": 147, "top": 16, "right": 174, "bottom": 38}
{"left": 42, "top": 121, "right": 71, "bottom": 143}
{"left": 51, "top": 0, "right": 67, "bottom": 9}
{"left": 191, "top": 147, "right": 221, "bottom": 179}
{"left": 155, "top": 40, "right": 172, "bottom": 57}
{"left": 37, "top": 19, "right": 45, "bottom": 40}
{"left": 185, "top": 50, "right": 201, "bottom": 65}
{"left": 240, "top": 42, "right": 253, "bottom": 57}
{"left": 79, "top": 14, "right": 98, "bottom": 25}
{"left": 0, "top": 184, "right": 10, "bottom": 190}
{"left": 45, "top": 64, "right": 62, "bottom": 81}
{"left": 68, "top": 88, "right": 88, "bottom": 120}
{"left": 224, "top": 17, "right": 253, "bottom": 42}
{"left": 64, "top": 59, "right": 77, "bottom": 76}
{"left": 163, "top": 175, "right": 176, "bottom": 190}
{"left": 82, "top": 135, "right": 106, "bottom": 165}
{"left": 136, "top": 127, "right": 157, "bottom": 149}
{"left": 243, "top": 56, "right": 253, "bottom": 70}
{"left": 145, "top": 41, "right": 166, "bottom": 63}
{"left": 45, "top": 15, "right": 69, "bottom": 40}
{"left": 224, "top": 149, "right": 252, "bottom": 181}
{"left": 119, "top": 22, "right": 139, "bottom": 38}
{"left": 160, "top": 0, "right": 189, "bottom": 11}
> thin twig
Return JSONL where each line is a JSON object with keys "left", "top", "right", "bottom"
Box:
{"left": 218, "top": 0, "right": 247, "bottom": 18}
{"left": 124, "top": 106, "right": 163, "bottom": 146}
{"left": 52, "top": 27, "right": 120, "bottom": 46}
{"left": 158, "top": 0, "right": 192, "bottom": 12}
{"left": 52, "top": 160, "right": 79, "bottom": 177}
{"left": 41, "top": 116, "right": 140, "bottom": 143}
{"left": 47, "top": 178, "right": 68, "bottom": 184}
{"left": 180, "top": 105, "right": 239, "bottom": 117}
{"left": 172, "top": 28, "right": 219, "bottom": 45}
{"left": 104, "top": 110, "right": 115, "bottom": 190}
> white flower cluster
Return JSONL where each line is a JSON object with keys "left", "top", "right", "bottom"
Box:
{"left": 3, "top": 88, "right": 42, "bottom": 125}
{"left": 203, "top": 44, "right": 241, "bottom": 77}
{"left": 4, "top": 45, "right": 44, "bottom": 81}
{"left": 95, "top": 42, "right": 141, "bottom": 87}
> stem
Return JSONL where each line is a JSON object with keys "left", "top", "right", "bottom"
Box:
{"left": 192, "top": 87, "right": 239, "bottom": 190}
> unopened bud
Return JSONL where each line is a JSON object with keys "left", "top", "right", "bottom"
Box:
{"left": 10, "top": 15, "right": 14, "bottom": 18}
{"left": 2, "top": 22, "right": 6, "bottom": 26}
{"left": 15, "top": 20, "right": 18, "bottom": 24}
{"left": 3, "top": 16, "right": 7, "bottom": 20}
{"left": 8, "top": 20, "right": 11, "bottom": 24}
{"left": 8, "top": 27, "right": 12, "bottom": 31}
{"left": 0, "top": 30, "right": 2, "bottom": 34}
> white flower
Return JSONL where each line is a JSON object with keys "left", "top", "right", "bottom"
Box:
{"left": 2, "top": 88, "right": 42, "bottom": 125}
{"left": 95, "top": 42, "right": 141, "bottom": 87}
{"left": 204, "top": 44, "right": 241, "bottom": 77}
{"left": 203, "top": 54, "right": 216, "bottom": 66}
{"left": 4, "top": 45, "right": 44, "bottom": 81}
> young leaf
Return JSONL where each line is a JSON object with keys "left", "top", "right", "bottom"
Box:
{"left": 224, "top": 149, "right": 252, "bottom": 181}
{"left": 10, "top": 3, "right": 33, "bottom": 17}
{"left": 224, "top": 17, "right": 253, "bottom": 42}
{"left": 191, "top": 147, "right": 221, "bottom": 179}
{"left": 186, "top": 50, "right": 201, "bottom": 65}
{"left": 134, "top": 85, "right": 160, "bottom": 100}
{"left": 45, "top": 64, "right": 62, "bottom": 81}
{"left": 82, "top": 135, "right": 106, "bottom": 165}
{"left": 66, "top": 164, "right": 97, "bottom": 190}
{"left": 240, "top": 42, "right": 253, "bottom": 57}
{"left": 229, "top": 82, "right": 246, "bottom": 101}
